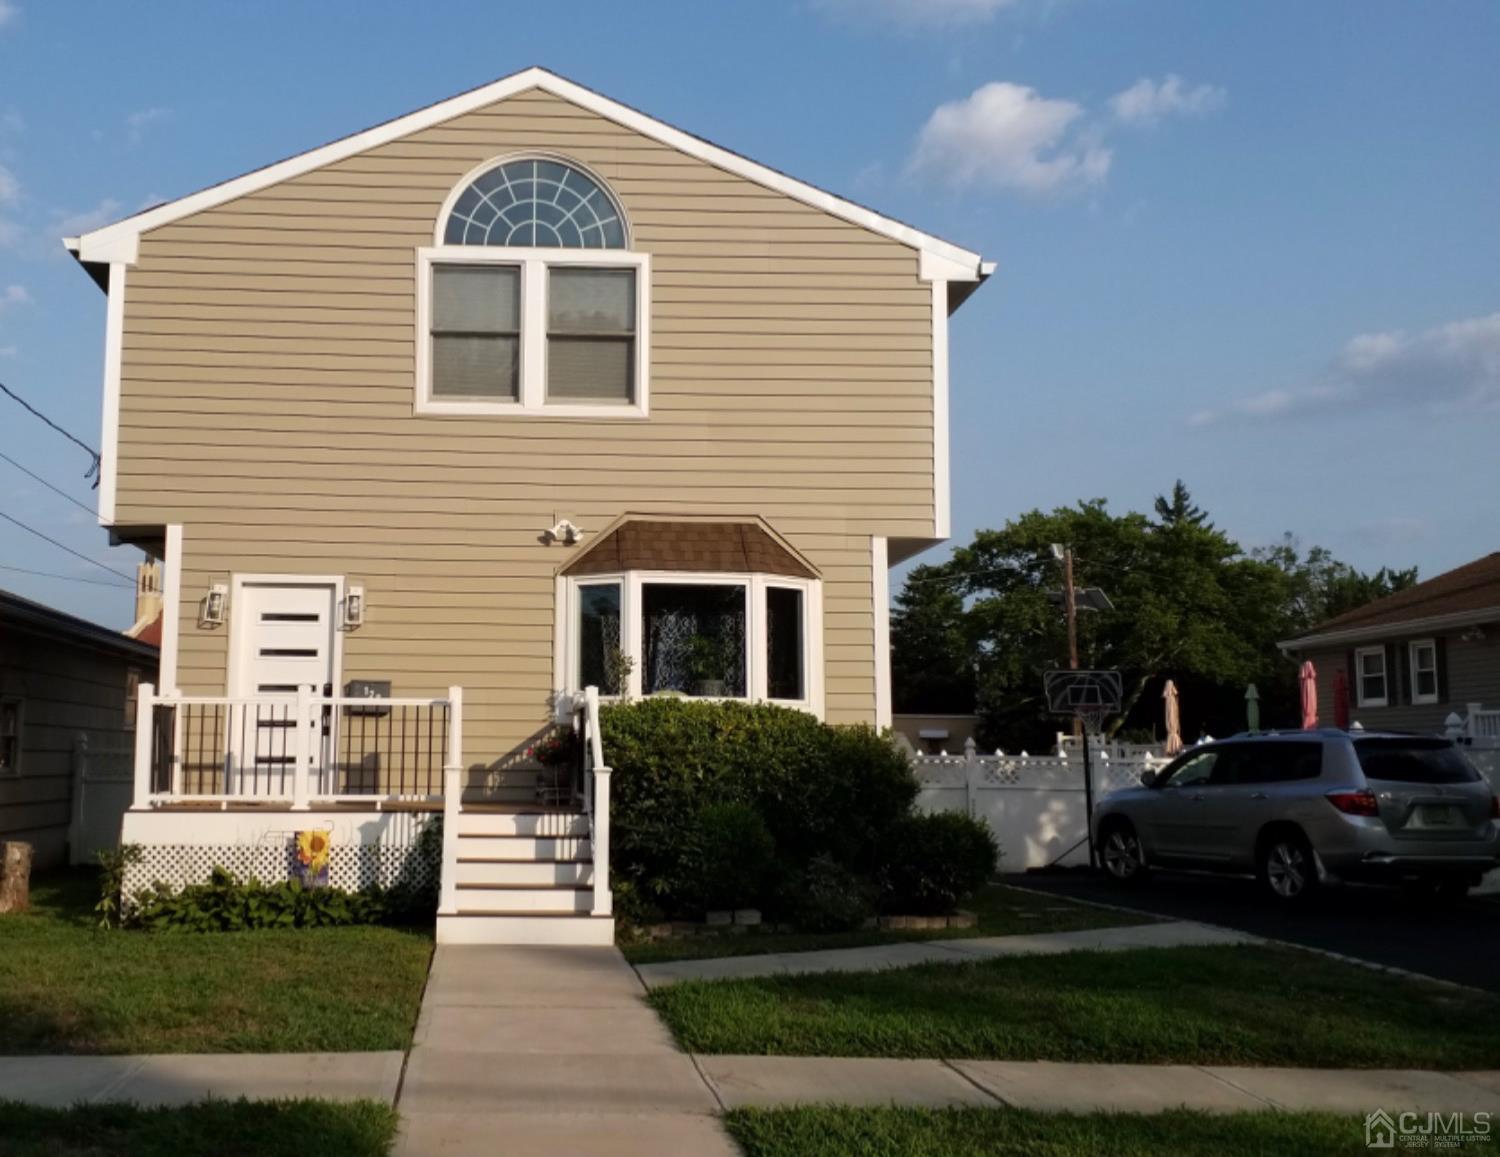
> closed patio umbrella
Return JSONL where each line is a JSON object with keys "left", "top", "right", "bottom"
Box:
{"left": 1299, "top": 661, "right": 1318, "bottom": 730}
{"left": 1163, "top": 679, "right": 1183, "bottom": 755}
{"left": 1245, "top": 683, "right": 1261, "bottom": 732}
{"left": 1333, "top": 669, "right": 1351, "bottom": 730}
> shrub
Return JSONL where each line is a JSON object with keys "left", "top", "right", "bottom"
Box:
{"left": 95, "top": 843, "right": 144, "bottom": 929}
{"left": 124, "top": 867, "right": 435, "bottom": 933}
{"left": 691, "top": 801, "right": 776, "bottom": 913}
{"left": 878, "top": 812, "right": 998, "bottom": 915}
{"left": 601, "top": 698, "right": 917, "bottom": 915}
{"left": 787, "top": 854, "right": 875, "bottom": 932}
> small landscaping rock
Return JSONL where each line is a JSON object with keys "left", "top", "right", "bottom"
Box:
{"left": 733, "top": 908, "right": 762, "bottom": 926}
{"left": 706, "top": 910, "right": 733, "bottom": 926}
{"left": 948, "top": 910, "right": 978, "bottom": 929}
{"left": 644, "top": 923, "right": 674, "bottom": 941}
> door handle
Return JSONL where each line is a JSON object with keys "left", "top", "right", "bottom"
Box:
{"left": 1248, "top": 792, "right": 1268, "bottom": 801}
{"left": 1189, "top": 793, "right": 1205, "bottom": 802}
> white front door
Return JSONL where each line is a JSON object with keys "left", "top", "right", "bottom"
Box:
{"left": 230, "top": 581, "right": 340, "bottom": 796}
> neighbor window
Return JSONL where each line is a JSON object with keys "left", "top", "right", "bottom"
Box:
{"left": 1409, "top": 639, "right": 1439, "bottom": 704}
{"left": 418, "top": 157, "right": 649, "bottom": 416}
{"left": 1355, "top": 646, "right": 1388, "bottom": 707}
{"left": 566, "top": 573, "right": 819, "bottom": 710}
{"left": 0, "top": 697, "right": 21, "bottom": 775}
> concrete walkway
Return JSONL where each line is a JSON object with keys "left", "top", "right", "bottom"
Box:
{"left": 635, "top": 918, "right": 1257, "bottom": 988}
{"left": 698, "top": 1056, "right": 1500, "bottom": 1115}
{"left": 0, "top": 1052, "right": 403, "bottom": 1109}
{"left": 394, "top": 945, "right": 736, "bottom": 1156}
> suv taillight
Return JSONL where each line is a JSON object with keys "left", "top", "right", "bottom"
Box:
{"left": 1326, "top": 789, "right": 1379, "bottom": 817}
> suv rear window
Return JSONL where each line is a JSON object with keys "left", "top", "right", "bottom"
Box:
{"left": 1354, "top": 738, "right": 1480, "bottom": 784}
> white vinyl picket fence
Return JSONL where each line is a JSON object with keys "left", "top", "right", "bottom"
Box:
{"left": 911, "top": 738, "right": 1169, "bottom": 870}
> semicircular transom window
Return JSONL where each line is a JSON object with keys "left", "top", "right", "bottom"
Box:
{"left": 443, "top": 158, "right": 627, "bottom": 249}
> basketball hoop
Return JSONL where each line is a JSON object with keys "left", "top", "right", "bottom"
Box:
{"left": 1042, "top": 669, "right": 1124, "bottom": 870}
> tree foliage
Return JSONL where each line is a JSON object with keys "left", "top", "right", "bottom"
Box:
{"left": 891, "top": 485, "right": 1418, "bottom": 750}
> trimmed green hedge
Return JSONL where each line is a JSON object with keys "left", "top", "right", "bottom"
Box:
{"left": 602, "top": 698, "right": 922, "bottom": 918}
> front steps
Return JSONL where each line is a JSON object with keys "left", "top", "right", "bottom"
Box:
{"left": 437, "top": 804, "right": 614, "bottom": 946}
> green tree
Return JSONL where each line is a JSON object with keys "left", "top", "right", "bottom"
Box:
{"left": 891, "top": 485, "right": 1415, "bottom": 751}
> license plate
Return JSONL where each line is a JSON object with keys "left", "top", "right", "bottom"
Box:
{"left": 1414, "top": 805, "right": 1460, "bottom": 828}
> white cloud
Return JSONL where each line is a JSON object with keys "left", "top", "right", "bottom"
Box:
{"left": 0, "top": 2, "right": 18, "bottom": 30}
{"left": 0, "top": 163, "right": 17, "bottom": 205}
{"left": 910, "top": 81, "right": 1111, "bottom": 194}
{"left": 0, "top": 283, "right": 30, "bottom": 312}
{"left": 0, "top": 345, "right": 16, "bottom": 358}
{"left": 52, "top": 198, "right": 122, "bottom": 237}
{"left": 1190, "top": 311, "right": 1500, "bottom": 426}
{"left": 124, "top": 106, "right": 170, "bottom": 146}
{"left": 1110, "top": 74, "right": 1226, "bottom": 127}
{"left": 817, "top": 0, "right": 1018, "bottom": 27}
{"left": 0, "top": 108, "right": 22, "bottom": 136}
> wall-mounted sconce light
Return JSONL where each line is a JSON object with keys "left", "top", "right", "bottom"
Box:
{"left": 343, "top": 585, "right": 365, "bottom": 630}
{"left": 201, "top": 582, "right": 228, "bottom": 627}
{"left": 1461, "top": 626, "right": 1487, "bottom": 644}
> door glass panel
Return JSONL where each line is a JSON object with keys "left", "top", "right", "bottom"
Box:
{"left": 766, "top": 586, "right": 804, "bottom": 701}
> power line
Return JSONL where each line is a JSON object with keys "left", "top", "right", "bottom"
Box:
{"left": 0, "top": 379, "right": 101, "bottom": 488}
{"left": 0, "top": 449, "right": 95, "bottom": 515}
{"left": 0, "top": 508, "right": 135, "bottom": 583}
{"left": 0, "top": 562, "right": 133, "bottom": 589}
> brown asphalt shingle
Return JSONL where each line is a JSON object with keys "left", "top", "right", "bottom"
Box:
{"left": 561, "top": 520, "right": 816, "bottom": 579}
{"left": 1298, "top": 551, "right": 1500, "bottom": 638}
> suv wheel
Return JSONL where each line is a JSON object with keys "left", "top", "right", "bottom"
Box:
{"left": 1100, "top": 821, "right": 1147, "bottom": 884}
{"left": 1258, "top": 831, "right": 1318, "bottom": 903}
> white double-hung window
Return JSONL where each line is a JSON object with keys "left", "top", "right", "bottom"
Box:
{"left": 416, "top": 157, "right": 649, "bottom": 417}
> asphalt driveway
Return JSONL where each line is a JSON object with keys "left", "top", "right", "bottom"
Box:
{"left": 1008, "top": 869, "right": 1500, "bottom": 993}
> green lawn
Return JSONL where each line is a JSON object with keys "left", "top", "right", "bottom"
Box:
{"left": 621, "top": 884, "right": 1155, "bottom": 964}
{"left": 0, "top": 1098, "right": 398, "bottom": 1157}
{"left": 724, "top": 1106, "right": 1363, "bottom": 1157}
{"left": 0, "top": 871, "right": 432, "bottom": 1055}
{"left": 650, "top": 943, "right": 1500, "bottom": 1068}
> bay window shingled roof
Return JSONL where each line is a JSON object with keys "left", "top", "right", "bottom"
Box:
{"left": 560, "top": 519, "right": 816, "bottom": 579}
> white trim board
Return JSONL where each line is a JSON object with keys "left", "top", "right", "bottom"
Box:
{"left": 159, "top": 524, "right": 183, "bottom": 694}
{"left": 96, "top": 263, "right": 125, "bottom": 525}
{"left": 872, "top": 536, "right": 892, "bottom": 731}
{"left": 68, "top": 67, "right": 987, "bottom": 274}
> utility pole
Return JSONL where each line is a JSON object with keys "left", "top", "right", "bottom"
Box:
{"left": 1062, "top": 546, "right": 1081, "bottom": 738}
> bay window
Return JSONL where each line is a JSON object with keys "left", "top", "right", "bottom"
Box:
{"left": 564, "top": 573, "right": 821, "bottom": 712}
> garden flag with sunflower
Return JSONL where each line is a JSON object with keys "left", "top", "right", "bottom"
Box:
{"left": 295, "top": 829, "right": 332, "bottom": 888}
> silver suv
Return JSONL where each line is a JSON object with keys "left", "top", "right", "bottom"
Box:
{"left": 1092, "top": 730, "right": 1500, "bottom": 902}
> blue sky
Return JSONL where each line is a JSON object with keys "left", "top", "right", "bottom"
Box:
{"left": 1, "top": 0, "right": 1497, "bottom": 627}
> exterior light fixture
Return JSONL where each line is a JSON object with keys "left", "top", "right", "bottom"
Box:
{"left": 544, "top": 519, "right": 582, "bottom": 545}
{"left": 201, "top": 582, "right": 228, "bottom": 626}
{"left": 343, "top": 585, "right": 365, "bottom": 629}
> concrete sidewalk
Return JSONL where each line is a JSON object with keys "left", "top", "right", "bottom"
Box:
{"left": 697, "top": 1056, "right": 1500, "bottom": 1116}
{"left": 635, "top": 918, "right": 1257, "bottom": 988}
{"left": 394, "top": 944, "right": 736, "bottom": 1157}
{"left": 0, "top": 1051, "right": 403, "bottom": 1109}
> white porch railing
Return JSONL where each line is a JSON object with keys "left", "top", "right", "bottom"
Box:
{"left": 574, "top": 685, "right": 613, "bottom": 918}
{"left": 133, "top": 682, "right": 462, "bottom": 811}
{"left": 1447, "top": 703, "right": 1500, "bottom": 742}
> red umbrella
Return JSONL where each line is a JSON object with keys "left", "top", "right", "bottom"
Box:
{"left": 1298, "top": 661, "right": 1318, "bottom": 730}
{"left": 1333, "top": 669, "right": 1351, "bottom": 730}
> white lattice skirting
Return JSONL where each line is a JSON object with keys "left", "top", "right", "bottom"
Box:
{"left": 123, "top": 841, "right": 437, "bottom": 901}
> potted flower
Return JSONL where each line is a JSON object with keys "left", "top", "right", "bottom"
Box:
{"left": 686, "top": 634, "right": 730, "bottom": 697}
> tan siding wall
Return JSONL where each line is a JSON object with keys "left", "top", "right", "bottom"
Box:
{"left": 0, "top": 627, "right": 147, "bottom": 867}
{"left": 118, "top": 88, "right": 924, "bottom": 759}
{"left": 1301, "top": 630, "right": 1500, "bottom": 734}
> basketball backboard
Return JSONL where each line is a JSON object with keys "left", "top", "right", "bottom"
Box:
{"left": 1043, "top": 669, "right": 1123, "bottom": 715}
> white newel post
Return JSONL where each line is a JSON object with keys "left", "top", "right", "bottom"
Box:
{"left": 592, "top": 765, "right": 611, "bottom": 917}
{"left": 439, "top": 685, "right": 463, "bottom": 917}
{"left": 963, "top": 737, "right": 980, "bottom": 819}
{"left": 291, "top": 684, "right": 313, "bottom": 810}
{"left": 132, "top": 682, "right": 155, "bottom": 809}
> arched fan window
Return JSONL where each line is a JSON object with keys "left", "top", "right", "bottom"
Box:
{"left": 443, "top": 158, "right": 627, "bottom": 249}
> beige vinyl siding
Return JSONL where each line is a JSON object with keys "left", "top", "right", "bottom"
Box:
{"left": 118, "top": 87, "right": 921, "bottom": 757}
{"left": 1301, "top": 630, "right": 1500, "bottom": 734}
{"left": 0, "top": 629, "right": 144, "bottom": 867}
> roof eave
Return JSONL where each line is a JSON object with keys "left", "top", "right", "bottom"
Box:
{"left": 1279, "top": 605, "right": 1500, "bottom": 652}
{"left": 69, "top": 66, "right": 984, "bottom": 271}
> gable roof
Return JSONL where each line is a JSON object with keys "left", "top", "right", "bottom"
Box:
{"left": 66, "top": 66, "right": 990, "bottom": 280}
{"left": 1283, "top": 552, "right": 1500, "bottom": 649}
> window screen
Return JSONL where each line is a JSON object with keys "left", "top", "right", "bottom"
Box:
{"left": 431, "top": 264, "right": 520, "bottom": 399}
{"left": 547, "top": 267, "right": 635, "bottom": 402}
